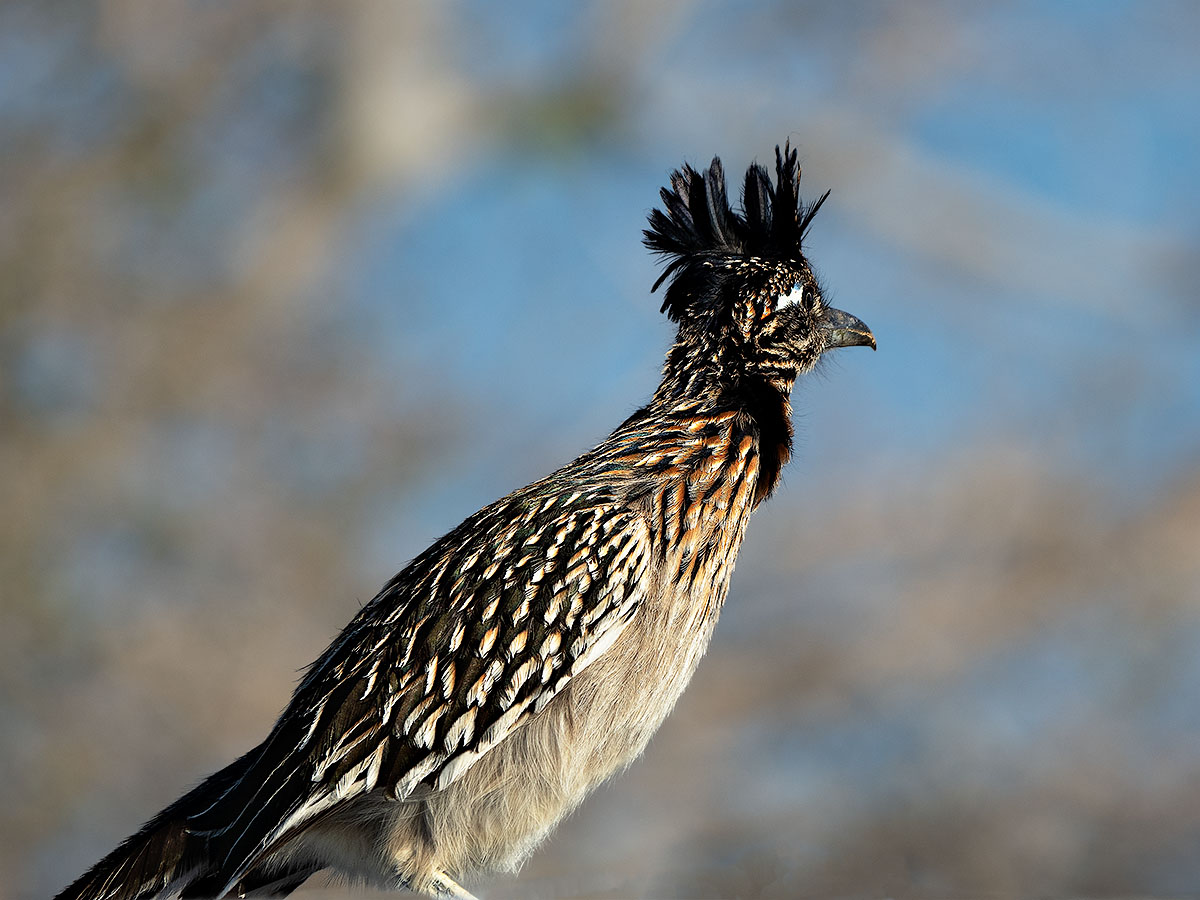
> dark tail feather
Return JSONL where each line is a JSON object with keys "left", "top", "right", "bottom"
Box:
{"left": 53, "top": 751, "right": 259, "bottom": 900}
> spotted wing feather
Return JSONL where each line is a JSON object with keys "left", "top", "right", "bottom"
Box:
{"left": 188, "top": 497, "right": 652, "bottom": 891}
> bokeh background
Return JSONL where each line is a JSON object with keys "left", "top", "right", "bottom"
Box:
{"left": 3, "top": 2, "right": 1199, "bottom": 898}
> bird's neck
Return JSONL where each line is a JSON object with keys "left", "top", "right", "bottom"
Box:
{"left": 644, "top": 338, "right": 795, "bottom": 507}
{"left": 589, "top": 357, "right": 789, "bottom": 602}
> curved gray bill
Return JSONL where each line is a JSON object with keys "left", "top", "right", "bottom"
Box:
{"left": 822, "top": 307, "right": 876, "bottom": 350}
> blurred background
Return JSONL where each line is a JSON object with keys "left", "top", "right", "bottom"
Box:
{"left": 3, "top": 1, "right": 1199, "bottom": 897}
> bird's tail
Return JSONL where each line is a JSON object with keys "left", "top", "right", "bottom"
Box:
{"left": 53, "top": 751, "right": 256, "bottom": 900}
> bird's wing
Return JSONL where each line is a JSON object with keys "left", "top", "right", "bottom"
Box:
{"left": 191, "top": 498, "right": 653, "bottom": 890}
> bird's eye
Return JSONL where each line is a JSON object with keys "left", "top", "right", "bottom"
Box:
{"left": 776, "top": 282, "right": 805, "bottom": 310}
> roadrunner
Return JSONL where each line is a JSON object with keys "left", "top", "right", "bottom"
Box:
{"left": 55, "top": 143, "right": 875, "bottom": 900}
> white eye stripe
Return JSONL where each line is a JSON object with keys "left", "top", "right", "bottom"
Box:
{"left": 776, "top": 282, "right": 805, "bottom": 309}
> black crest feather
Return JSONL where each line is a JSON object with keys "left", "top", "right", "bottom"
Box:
{"left": 644, "top": 142, "right": 829, "bottom": 322}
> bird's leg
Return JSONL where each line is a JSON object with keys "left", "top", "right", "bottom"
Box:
{"left": 395, "top": 870, "right": 481, "bottom": 900}
{"left": 429, "top": 870, "right": 480, "bottom": 900}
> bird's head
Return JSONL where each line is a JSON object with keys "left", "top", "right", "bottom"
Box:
{"left": 644, "top": 143, "right": 874, "bottom": 396}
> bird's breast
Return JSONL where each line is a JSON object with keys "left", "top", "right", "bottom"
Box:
{"left": 562, "top": 440, "right": 761, "bottom": 779}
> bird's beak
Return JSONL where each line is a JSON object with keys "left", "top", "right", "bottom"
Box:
{"left": 821, "top": 307, "right": 876, "bottom": 351}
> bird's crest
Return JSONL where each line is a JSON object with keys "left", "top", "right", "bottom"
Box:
{"left": 643, "top": 142, "right": 828, "bottom": 323}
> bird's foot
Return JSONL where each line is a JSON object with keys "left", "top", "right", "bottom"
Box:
{"left": 429, "top": 870, "right": 480, "bottom": 900}
{"left": 398, "top": 869, "right": 480, "bottom": 900}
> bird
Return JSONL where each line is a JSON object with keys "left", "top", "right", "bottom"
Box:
{"left": 54, "top": 142, "right": 875, "bottom": 900}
